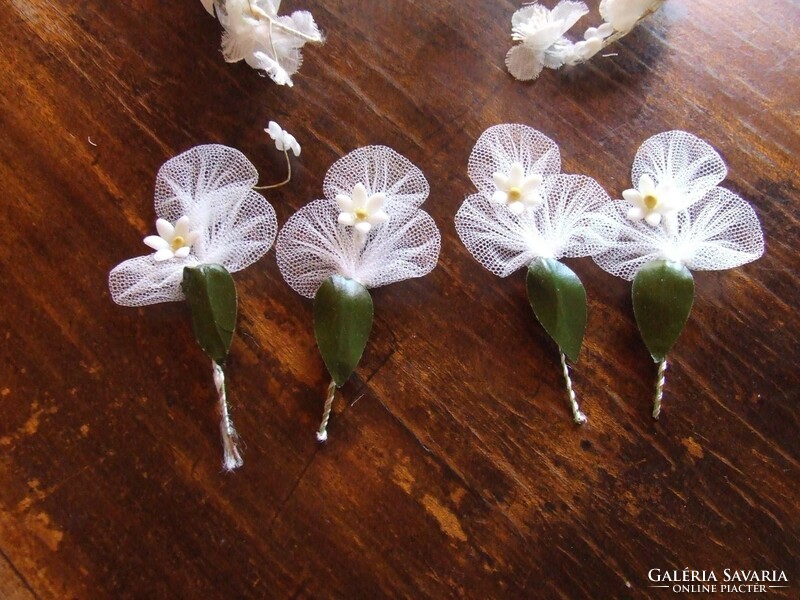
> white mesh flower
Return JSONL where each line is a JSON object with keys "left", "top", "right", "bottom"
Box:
{"left": 109, "top": 145, "right": 278, "bottom": 306}
{"left": 276, "top": 146, "right": 441, "bottom": 298}
{"left": 620, "top": 131, "right": 729, "bottom": 233}
{"left": 208, "top": 0, "right": 322, "bottom": 87}
{"left": 593, "top": 132, "right": 765, "bottom": 281}
{"left": 457, "top": 174, "right": 613, "bottom": 277}
{"left": 506, "top": 1, "right": 589, "bottom": 80}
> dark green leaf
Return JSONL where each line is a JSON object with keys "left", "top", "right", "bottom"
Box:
{"left": 182, "top": 264, "right": 238, "bottom": 365}
{"left": 314, "top": 275, "right": 374, "bottom": 387}
{"left": 632, "top": 259, "right": 695, "bottom": 362}
{"left": 526, "top": 258, "right": 587, "bottom": 362}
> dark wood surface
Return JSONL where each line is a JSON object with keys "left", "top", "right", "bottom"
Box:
{"left": 1, "top": 1, "right": 798, "bottom": 598}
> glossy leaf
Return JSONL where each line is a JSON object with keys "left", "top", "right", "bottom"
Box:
{"left": 632, "top": 259, "right": 695, "bottom": 362}
{"left": 314, "top": 275, "right": 374, "bottom": 387}
{"left": 526, "top": 258, "right": 587, "bottom": 362}
{"left": 182, "top": 264, "right": 238, "bottom": 365}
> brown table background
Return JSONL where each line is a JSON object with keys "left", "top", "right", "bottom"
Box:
{"left": 1, "top": 1, "right": 798, "bottom": 598}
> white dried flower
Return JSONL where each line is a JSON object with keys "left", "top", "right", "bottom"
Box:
{"left": 266, "top": 121, "right": 300, "bottom": 156}
{"left": 600, "top": 0, "right": 663, "bottom": 33}
{"left": 205, "top": 0, "right": 322, "bottom": 87}
{"left": 276, "top": 146, "right": 440, "bottom": 298}
{"left": 506, "top": 1, "right": 589, "bottom": 81}
{"left": 335, "top": 182, "right": 389, "bottom": 234}
{"left": 109, "top": 145, "right": 277, "bottom": 306}
{"left": 593, "top": 131, "right": 765, "bottom": 281}
{"left": 491, "top": 162, "right": 544, "bottom": 215}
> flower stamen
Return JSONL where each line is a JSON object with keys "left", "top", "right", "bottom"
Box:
{"left": 643, "top": 194, "right": 659, "bottom": 210}
{"left": 171, "top": 236, "right": 186, "bottom": 250}
{"left": 508, "top": 187, "right": 523, "bottom": 202}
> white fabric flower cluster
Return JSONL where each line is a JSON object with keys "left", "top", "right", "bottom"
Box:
{"left": 593, "top": 131, "right": 765, "bottom": 281}
{"left": 202, "top": 0, "right": 323, "bottom": 87}
{"left": 506, "top": 0, "right": 665, "bottom": 81}
{"left": 276, "top": 146, "right": 441, "bottom": 298}
{"left": 456, "top": 124, "right": 612, "bottom": 276}
{"left": 109, "top": 145, "right": 277, "bottom": 306}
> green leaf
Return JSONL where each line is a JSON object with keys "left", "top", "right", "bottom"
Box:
{"left": 526, "top": 258, "right": 587, "bottom": 362}
{"left": 314, "top": 275, "right": 374, "bottom": 387}
{"left": 182, "top": 264, "right": 238, "bottom": 365}
{"left": 632, "top": 259, "right": 695, "bottom": 362}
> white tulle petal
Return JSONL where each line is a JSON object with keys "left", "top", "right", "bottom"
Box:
{"left": 468, "top": 124, "right": 561, "bottom": 198}
{"left": 108, "top": 256, "right": 187, "bottom": 307}
{"left": 154, "top": 145, "right": 259, "bottom": 223}
{"left": 505, "top": 45, "right": 544, "bottom": 82}
{"left": 632, "top": 131, "right": 727, "bottom": 210}
{"left": 323, "top": 146, "right": 430, "bottom": 212}
{"left": 456, "top": 174, "right": 613, "bottom": 278}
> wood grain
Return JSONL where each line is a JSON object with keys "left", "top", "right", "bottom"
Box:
{"left": 1, "top": 0, "right": 798, "bottom": 598}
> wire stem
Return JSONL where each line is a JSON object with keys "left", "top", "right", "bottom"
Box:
{"left": 213, "top": 362, "right": 243, "bottom": 471}
{"left": 560, "top": 351, "right": 587, "bottom": 425}
{"left": 316, "top": 379, "right": 336, "bottom": 442}
{"left": 253, "top": 149, "right": 292, "bottom": 190}
{"left": 652, "top": 358, "right": 668, "bottom": 419}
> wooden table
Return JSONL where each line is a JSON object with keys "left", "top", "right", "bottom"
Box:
{"left": 1, "top": 1, "right": 797, "bottom": 597}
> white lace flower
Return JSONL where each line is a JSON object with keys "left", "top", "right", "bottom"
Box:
{"left": 208, "top": 0, "right": 322, "bottom": 87}
{"left": 457, "top": 174, "right": 612, "bottom": 277}
{"left": 593, "top": 133, "right": 765, "bottom": 281}
{"left": 336, "top": 183, "right": 389, "bottom": 234}
{"left": 506, "top": 1, "right": 589, "bottom": 80}
{"left": 266, "top": 121, "right": 300, "bottom": 156}
{"left": 109, "top": 145, "right": 277, "bottom": 306}
{"left": 618, "top": 130, "right": 729, "bottom": 234}
{"left": 276, "top": 146, "right": 440, "bottom": 298}
{"left": 143, "top": 216, "right": 202, "bottom": 261}
{"left": 492, "top": 162, "right": 544, "bottom": 214}
{"left": 600, "top": 0, "right": 663, "bottom": 33}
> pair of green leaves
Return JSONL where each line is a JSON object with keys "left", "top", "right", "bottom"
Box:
{"left": 632, "top": 260, "right": 695, "bottom": 362}
{"left": 182, "top": 265, "right": 238, "bottom": 366}
{"left": 314, "top": 275, "right": 374, "bottom": 387}
{"left": 526, "top": 258, "right": 587, "bottom": 362}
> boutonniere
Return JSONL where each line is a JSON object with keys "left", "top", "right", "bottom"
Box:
{"left": 109, "top": 144, "right": 278, "bottom": 470}
{"left": 593, "top": 131, "right": 765, "bottom": 418}
{"left": 456, "top": 124, "right": 612, "bottom": 423}
{"left": 276, "top": 146, "right": 441, "bottom": 440}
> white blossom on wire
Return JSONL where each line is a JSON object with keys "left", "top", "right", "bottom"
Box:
{"left": 276, "top": 146, "right": 441, "bottom": 298}
{"left": 203, "top": 0, "right": 323, "bottom": 87}
{"left": 266, "top": 120, "right": 301, "bottom": 156}
{"left": 593, "top": 131, "right": 765, "bottom": 281}
{"left": 109, "top": 145, "right": 277, "bottom": 306}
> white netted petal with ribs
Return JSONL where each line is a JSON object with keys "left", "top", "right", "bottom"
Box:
{"left": 456, "top": 174, "right": 613, "bottom": 277}
{"left": 593, "top": 188, "right": 764, "bottom": 281}
{"left": 468, "top": 124, "right": 561, "bottom": 196}
{"left": 276, "top": 200, "right": 440, "bottom": 298}
{"left": 631, "top": 130, "right": 727, "bottom": 211}
{"left": 323, "top": 145, "right": 430, "bottom": 212}
{"left": 109, "top": 145, "right": 277, "bottom": 306}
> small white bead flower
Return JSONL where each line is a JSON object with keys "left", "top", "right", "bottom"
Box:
{"left": 276, "top": 146, "right": 440, "bottom": 298}
{"left": 593, "top": 131, "right": 765, "bottom": 281}
{"left": 335, "top": 183, "right": 389, "bottom": 234}
{"left": 109, "top": 145, "right": 277, "bottom": 307}
{"left": 143, "top": 216, "right": 201, "bottom": 261}
{"left": 492, "top": 162, "right": 544, "bottom": 215}
{"left": 623, "top": 173, "right": 681, "bottom": 229}
{"left": 567, "top": 22, "right": 614, "bottom": 63}
{"left": 506, "top": 1, "right": 589, "bottom": 81}
{"left": 600, "top": 0, "right": 663, "bottom": 33}
{"left": 266, "top": 121, "right": 301, "bottom": 156}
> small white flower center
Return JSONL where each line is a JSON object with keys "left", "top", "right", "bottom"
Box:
{"left": 508, "top": 187, "right": 523, "bottom": 202}
{"left": 354, "top": 207, "right": 369, "bottom": 221}
{"left": 171, "top": 236, "right": 186, "bottom": 251}
{"left": 643, "top": 193, "right": 659, "bottom": 210}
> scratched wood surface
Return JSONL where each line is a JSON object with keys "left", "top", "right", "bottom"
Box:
{"left": 1, "top": 0, "right": 798, "bottom": 598}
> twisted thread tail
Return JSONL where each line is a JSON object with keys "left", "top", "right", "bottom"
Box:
{"left": 652, "top": 359, "right": 668, "bottom": 419}
{"left": 316, "top": 379, "right": 336, "bottom": 442}
{"left": 560, "top": 351, "right": 587, "bottom": 425}
{"left": 213, "top": 362, "right": 243, "bottom": 471}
